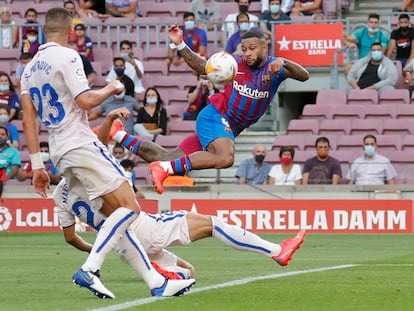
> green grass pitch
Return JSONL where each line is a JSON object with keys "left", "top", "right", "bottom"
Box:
{"left": 0, "top": 232, "right": 413, "bottom": 311}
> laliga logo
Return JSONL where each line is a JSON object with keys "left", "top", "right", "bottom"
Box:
{"left": 277, "top": 35, "right": 341, "bottom": 55}
{"left": 0, "top": 206, "right": 12, "bottom": 231}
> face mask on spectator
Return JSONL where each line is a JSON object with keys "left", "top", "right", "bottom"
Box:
{"left": 239, "top": 22, "right": 250, "bottom": 32}
{"left": 239, "top": 5, "right": 248, "bottom": 13}
{"left": 41, "top": 152, "right": 50, "bottom": 162}
{"left": 317, "top": 149, "right": 328, "bottom": 159}
{"left": 146, "top": 98, "right": 157, "bottom": 105}
{"left": 371, "top": 50, "right": 383, "bottom": 61}
{"left": 364, "top": 145, "right": 376, "bottom": 157}
{"left": 114, "top": 68, "right": 125, "bottom": 76}
{"left": 0, "top": 138, "right": 8, "bottom": 147}
{"left": 0, "top": 85, "right": 9, "bottom": 92}
{"left": 0, "top": 115, "right": 8, "bottom": 123}
{"left": 27, "top": 35, "right": 37, "bottom": 42}
{"left": 255, "top": 154, "right": 265, "bottom": 163}
{"left": 280, "top": 157, "right": 292, "bottom": 165}
{"left": 114, "top": 91, "right": 125, "bottom": 100}
{"left": 270, "top": 5, "right": 280, "bottom": 14}
{"left": 368, "top": 27, "right": 378, "bottom": 33}
{"left": 120, "top": 52, "right": 129, "bottom": 59}
{"left": 184, "top": 20, "right": 195, "bottom": 31}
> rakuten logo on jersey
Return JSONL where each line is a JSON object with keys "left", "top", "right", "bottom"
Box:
{"left": 277, "top": 36, "right": 342, "bottom": 55}
{"left": 233, "top": 80, "right": 269, "bottom": 99}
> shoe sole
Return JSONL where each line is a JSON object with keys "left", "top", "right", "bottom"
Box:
{"left": 274, "top": 230, "right": 306, "bottom": 266}
{"left": 172, "top": 280, "right": 196, "bottom": 297}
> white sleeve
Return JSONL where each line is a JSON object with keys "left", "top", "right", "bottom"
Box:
{"left": 261, "top": 0, "right": 269, "bottom": 12}
{"left": 281, "top": 0, "right": 294, "bottom": 13}
{"left": 106, "top": 66, "right": 116, "bottom": 82}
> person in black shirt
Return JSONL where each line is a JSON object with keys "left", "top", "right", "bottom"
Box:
{"left": 387, "top": 13, "right": 414, "bottom": 67}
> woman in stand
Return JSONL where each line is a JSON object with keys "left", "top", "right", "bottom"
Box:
{"left": 268, "top": 146, "right": 302, "bottom": 185}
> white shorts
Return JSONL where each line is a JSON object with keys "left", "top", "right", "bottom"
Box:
{"left": 57, "top": 141, "right": 129, "bottom": 200}
{"left": 131, "top": 211, "right": 191, "bottom": 257}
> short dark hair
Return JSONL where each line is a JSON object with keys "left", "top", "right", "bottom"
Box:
{"left": 363, "top": 134, "right": 377, "bottom": 144}
{"left": 0, "top": 126, "right": 9, "bottom": 137}
{"left": 368, "top": 13, "right": 379, "bottom": 20}
{"left": 120, "top": 40, "right": 132, "bottom": 49}
{"left": 399, "top": 13, "right": 410, "bottom": 20}
{"left": 20, "top": 52, "right": 33, "bottom": 61}
{"left": 279, "top": 146, "right": 295, "bottom": 159}
{"left": 24, "top": 8, "right": 38, "bottom": 18}
{"left": 183, "top": 11, "right": 195, "bottom": 19}
{"left": 39, "top": 141, "right": 49, "bottom": 148}
{"left": 241, "top": 29, "right": 265, "bottom": 41}
{"left": 113, "top": 57, "right": 125, "bottom": 65}
{"left": 315, "top": 136, "right": 330, "bottom": 148}
{"left": 120, "top": 159, "right": 135, "bottom": 170}
{"left": 236, "top": 12, "right": 249, "bottom": 23}
{"left": 235, "top": 0, "right": 252, "bottom": 4}
{"left": 371, "top": 41, "right": 382, "bottom": 48}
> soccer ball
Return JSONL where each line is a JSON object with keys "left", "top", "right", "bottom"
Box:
{"left": 205, "top": 51, "right": 238, "bottom": 84}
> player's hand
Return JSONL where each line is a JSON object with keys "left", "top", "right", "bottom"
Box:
{"left": 109, "top": 79, "right": 125, "bottom": 95}
{"left": 32, "top": 169, "right": 50, "bottom": 198}
{"left": 269, "top": 59, "right": 285, "bottom": 75}
{"left": 108, "top": 107, "right": 130, "bottom": 120}
{"left": 168, "top": 24, "right": 183, "bottom": 45}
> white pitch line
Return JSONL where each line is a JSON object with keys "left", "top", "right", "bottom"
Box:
{"left": 88, "top": 264, "right": 357, "bottom": 311}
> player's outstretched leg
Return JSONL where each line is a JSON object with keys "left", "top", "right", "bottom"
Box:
{"left": 273, "top": 230, "right": 306, "bottom": 266}
{"left": 72, "top": 269, "right": 115, "bottom": 299}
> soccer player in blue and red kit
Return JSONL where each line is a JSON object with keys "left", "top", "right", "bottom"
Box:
{"left": 112, "top": 26, "right": 309, "bottom": 196}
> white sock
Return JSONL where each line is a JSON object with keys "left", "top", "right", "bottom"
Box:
{"left": 82, "top": 207, "right": 137, "bottom": 273}
{"left": 118, "top": 227, "right": 165, "bottom": 289}
{"left": 159, "top": 161, "right": 174, "bottom": 174}
{"left": 113, "top": 130, "right": 127, "bottom": 143}
{"left": 212, "top": 216, "right": 281, "bottom": 257}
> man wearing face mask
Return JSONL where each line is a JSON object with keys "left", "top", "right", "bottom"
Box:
{"left": 226, "top": 13, "right": 263, "bottom": 55}
{"left": 0, "top": 126, "right": 21, "bottom": 195}
{"left": 18, "top": 141, "right": 61, "bottom": 185}
{"left": 235, "top": 144, "right": 271, "bottom": 185}
{"left": 110, "top": 57, "right": 135, "bottom": 97}
{"left": 387, "top": 14, "right": 414, "bottom": 67}
{"left": 88, "top": 81, "right": 139, "bottom": 135}
{"left": 347, "top": 42, "right": 398, "bottom": 95}
{"left": 220, "top": 0, "right": 259, "bottom": 45}
{"left": 347, "top": 135, "right": 397, "bottom": 185}
{"left": 166, "top": 12, "right": 207, "bottom": 68}
{"left": 20, "top": 24, "right": 40, "bottom": 57}
{"left": 0, "top": 105, "right": 18, "bottom": 149}
{"left": 259, "top": 0, "right": 290, "bottom": 41}
{"left": 343, "top": 13, "right": 389, "bottom": 76}
{"left": 302, "top": 137, "right": 342, "bottom": 185}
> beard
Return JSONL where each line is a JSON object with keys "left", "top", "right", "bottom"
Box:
{"left": 246, "top": 55, "right": 264, "bottom": 69}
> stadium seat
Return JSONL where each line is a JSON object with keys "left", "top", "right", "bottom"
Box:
{"left": 151, "top": 75, "right": 182, "bottom": 90}
{"left": 175, "top": 2, "right": 191, "bottom": 17}
{"left": 349, "top": 119, "right": 382, "bottom": 135}
{"left": 168, "top": 119, "right": 196, "bottom": 135}
{"left": 286, "top": 119, "right": 319, "bottom": 135}
{"left": 378, "top": 89, "right": 410, "bottom": 105}
{"left": 376, "top": 134, "right": 402, "bottom": 152}
{"left": 335, "top": 135, "right": 365, "bottom": 153}
{"left": 363, "top": 104, "right": 396, "bottom": 120}
{"left": 331, "top": 105, "right": 364, "bottom": 120}
{"left": 272, "top": 135, "right": 304, "bottom": 151}
{"left": 167, "top": 89, "right": 189, "bottom": 106}
{"left": 167, "top": 104, "right": 186, "bottom": 119}
{"left": 93, "top": 47, "right": 114, "bottom": 74}
{"left": 387, "top": 150, "right": 414, "bottom": 183}
{"left": 0, "top": 61, "right": 11, "bottom": 75}
{"left": 144, "top": 46, "right": 167, "bottom": 61}
{"left": 155, "top": 134, "right": 187, "bottom": 150}
{"left": 382, "top": 119, "right": 414, "bottom": 136}
{"left": 401, "top": 135, "right": 414, "bottom": 151}
{"left": 393, "top": 60, "right": 406, "bottom": 89}
{"left": 0, "top": 49, "right": 19, "bottom": 62}
{"left": 168, "top": 63, "right": 194, "bottom": 78}
{"left": 142, "top": 60, "right": 168, "bottom": 76}
{"left": 292, "top": 150, "right": 316, "bottom": 165}
{"left": 300, "top": 104, "right": 334, "bottom": 120}
{"left": 134, "top": 166, "right": 152, "bottom": 185}
{"left": 395, "top": 104, "right": 414, "bottom": 119}
{"left": 318, "top": 119, "right": 351, "bottom": 136}
{"left": 330, "top": 150, "right": 357, "bottom": 178}
{"left": 315, "top": 89, "right": 347, "bottom": 105}
{"left": 140, "top": 2, "right": 175, "bottom": 17}
{"left": 347, "top": 89, "right": 378, "bottom": 105}
{"left": 264, "top": 150, "right": 279, "bottom": 164}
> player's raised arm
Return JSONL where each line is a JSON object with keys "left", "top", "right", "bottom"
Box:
{"left": 269, "top": 58, "right": 310, "bottom": 82}
{"left": 168, "top": 24, "right": 207, "bottom": 75}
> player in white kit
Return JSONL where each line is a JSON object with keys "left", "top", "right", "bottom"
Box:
{"left": 20, "top": 7, "right": 195, "bottom": 299}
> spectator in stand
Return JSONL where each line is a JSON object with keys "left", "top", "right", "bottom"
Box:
{"left": 0, "top": 126, "right": 20, "bottom": 192}
{"left": 347, "top": 42, "right": 398, "bottom": 95}
{"left": 109, "top": 57, "right": 135, "bottom": 97}
{"left": 22, "top": 8, "right": 45, "bottom": 44}
{"left": 184, "top": 74, "right": 218, "bottom": 121}
{"left": 18, "top": 141, "right": 61, "bottom": 185}
{"left": 302, "top": 136, "right": 342, "bottom": 185}
{"left": 20, "top": 22, "right": 40, "bottom": 57}
{"left": 189, "top": 0, "right": 222, "bottom": 31}
{"left": 133, "top": 87, "right": 168, "bottom": 141}
{"left": 343, "top": 13, "right": 389, "bottom": 76}
{"left": 0, "top": 6, "right": 17, "bottom": 48}
{"left": 0, "top": 72, "right": 19, "bottom": 121}
{"left": 311, "top": 9, "right": 325, "bottom": 21}
{"left": 290, "top": 0, "right": 322, "bottom": 16}
{"left": 236, "top": 144, "right": 271, "bottom": 185}
{"left": 64, "top": 0, "right": 84, "bottom": 42}
{"left": 15, "top": 53, "right": 33, "bottom": 91}
{"left": 78, "top": 0, "right": 108, "bottom": 19}
{"left": 105, "top": 0, "right": 142, "bottom": 20}
{"left": 347, "top": 135, "right": 397, "bottom": 185}
{"left": 73, "top": 23, "right": 94, "bottom": 61}
{"left": 88, "top": 82, "right": 139, "bottom": 135}
{"left": 67, "top": 41, "right": 96, "bottom": 87}
{"left": 166, "top": 12, "right": 207, "bottom": 68}
{"left": 221, "top": 0, "right": 259, "bottom": 45}
{"left": 387, "top": 13, "right": 414, "bottom": 67}
{"left": 260, "top": 0, "right": 294, "bottom": 15}
{"left": 226, "top": 13, "right": 262, "bottom": 55}
{"left": 106, "top": 40, "right": 145, "bottom": 101}
{"left": 112, "top": 142, "right": 129, "bottom": 161}
{"left": 259, "top": 0, "right": 290, "bottom": 41}
{"left": 400, "top": 0, "right": 414, "bottom": 11}
{"left": 0, "top": 106, "right": 18, "bottom": 149}
{"left": 267, "top": 146, "right": 302, "bottom": 185}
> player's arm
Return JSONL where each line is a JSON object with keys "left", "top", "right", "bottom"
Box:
{"left": 63, "top": 225, "right": 93, "bottom": 253}
{"left": 168, "top": 25, "right": 207, "bottom": 75}
{"left": 21, "top": 93, "right": 50, "bottom": 197}
{"left": 269, "top": 58, "right": 310, "bottom": 82}
{"left": 176, "top": 256, "right": 195, "bottom": 277}
{"left": 76, "top": 80, "right": 125, "bottom": 110}
{"left": 97, "top": 107, "right": 130, "bottom": 145}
